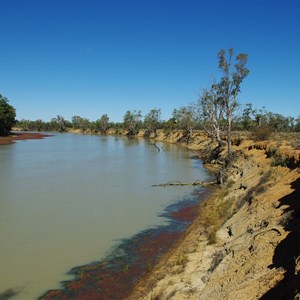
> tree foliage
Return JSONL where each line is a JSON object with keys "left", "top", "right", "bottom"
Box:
{"left": 0, "top": 95, "right": 16, "bottom": 135}
{"left": 50, "top": 115, "right": 70, "bottom": 132}
{"left": 96, "top": 114, "right": 110, "bottom": 134}
{"left": 123, "top": 110, "right": 142, "bottom": 135}
{"left": 144, "top": 108, "right": 161, "bottom": 136}
{"left": 216, "top": 48, "right": 249, "bottom": 156}
{"left": 197, "top": 85, "right": 225, "bottom": 146}
{"left": 162, "top": 117, "right": 177, "bottom": 134}
{"left": 172, "top": 106, "right": 196, "bottom": 134}
{"left": 8, "top": 48, "right": 299, "bottom": 137}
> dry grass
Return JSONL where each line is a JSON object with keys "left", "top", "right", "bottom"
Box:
{"left": 200, "top": 189, "right": 235, "bottom": 244}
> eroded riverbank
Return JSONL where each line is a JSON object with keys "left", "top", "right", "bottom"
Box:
{"left": 3, "top": 129, "right": 300, "bottom": 299}
{"left": 126, "top": 131, "right": 300, "bottom": 299}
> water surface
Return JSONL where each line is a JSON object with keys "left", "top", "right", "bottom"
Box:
{"left": 0, "top": 133, "right": 210, "bottom": 299}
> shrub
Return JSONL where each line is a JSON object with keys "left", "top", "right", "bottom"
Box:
{"left": 201, "top": 189, "right": 234, "bottom": 244}
{"left": 271, "top": 155, "right": 290, "bottom": 167}
{"left": 252, "top": 126, "right": 273, "bottom": 141}
{"left": 266, "top": 147, "right": 278, "bottom": 158}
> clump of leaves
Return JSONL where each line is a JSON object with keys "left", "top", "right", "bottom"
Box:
{"left": 271, "top": 154, "right": 290, "bottom": 167}
{"left": 252, "top": 126, "right": 273, "bottom": 141}
{"left": 266, "top": 147, "right": 278, "bottom": 158}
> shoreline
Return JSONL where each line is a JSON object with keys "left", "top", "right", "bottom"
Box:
{"left": 39, "top": 129, "right": 223, "bottom": 299}
{"left": 0, "top": 132, "right": 52, "bottom": 145}
{"left": 4, "top": 128, "right": 300, "bottom": 298}
{"left": 1, "top": 130, "right": 213, "bottom": 300}
{"left": 126, "top": 132, "right": 300, "bottom": 299}
{"left": 40, "top": 187, "right": 213, "bottom": 299}
{"left": 126, "top": 187, "right": 221, "bottom": 299}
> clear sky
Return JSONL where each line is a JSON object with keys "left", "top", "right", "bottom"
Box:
{"left": 0, "top": 0, "right": 299, "bottom": 122}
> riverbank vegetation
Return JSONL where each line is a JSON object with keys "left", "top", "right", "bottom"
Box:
{"left": 3, "top": 48, "right": 300, "bottom": 142}
{"left": 14, "top": 105, "right": 300, "bottom": 136}
{"left": 126, "top": 129, "right": 300, "bottom": 300}
{"left": 1, "top": 49, "right": 300, "bottom": 299}
{"left": 0, "top": 94, "right": 16, "bottom": 136}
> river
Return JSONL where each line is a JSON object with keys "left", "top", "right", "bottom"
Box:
{"left": 0, "top": 133, "right": 211, "bottom": 299}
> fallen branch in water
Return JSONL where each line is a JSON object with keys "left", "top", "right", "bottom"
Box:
{"left": 150, "top": 142, "right": 162, "bottom": 152}
{"left": 152, "top": 180, "right": 216, "bottom": 187}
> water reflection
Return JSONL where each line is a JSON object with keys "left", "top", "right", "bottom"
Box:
{"left": 123, "top": 136, "right": 140, "bottom": 146}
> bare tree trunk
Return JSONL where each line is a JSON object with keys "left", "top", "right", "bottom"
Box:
{"left": 215, "top": 126, "right": 223, "bottom": 147}
{"left": 227, "top": 112, "right": 232, "bottom": 157}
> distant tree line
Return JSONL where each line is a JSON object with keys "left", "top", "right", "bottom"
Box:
{"left": 2, "top": 49, "right": 300, "bottom": 142}
{"left": 14, "top": 104, "right": 300, "bottom": 135}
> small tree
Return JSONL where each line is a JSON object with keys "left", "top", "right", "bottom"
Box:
{"left": 253, "top": 106, "right": 268, "bottom": 128}
{"left": 123, "top": 110, "right": 142, "bottom": 135}
{"left": 71, "top": 115, "right": 90, "bottom": 131}
{"left": 144, "top": 108, "right": 161, "bottom": 136}
{"left": 172, "top": 105, "right": 196, "bottom": 142}
{"left": 97, "top": 114, "right": 110, "bottom": 134}
{"left": 71, "top": 115, "right": 82, "bottom": 130}
{"left": 0, "top": 94, "right": 16, "bottom": 135}
{"left": 197, "top": 85, "right": 224, "bottom": 146}
{"left": 50, "top": 115, "right": 69, "bottom": 132}
{"left": 162, "top": 117, "right": 177, "bottom": 134}
{"left": 241, "top": 103, "right": 256, "bottom": 130}
{"left": 33, "top": 119, "right": 45, "bottom": 132}
{"left": 217, "top": 48, "right": 249, "bottom": 156}
{"left": 295, "top": 115, "right": 300, "bottom": 132}
{"left": 266, "top": 112, "right": 291, "bottom": 132}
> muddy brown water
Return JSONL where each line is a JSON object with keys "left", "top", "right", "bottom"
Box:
{"left": 0, "top": 133, "right": 211, "bottom": 299}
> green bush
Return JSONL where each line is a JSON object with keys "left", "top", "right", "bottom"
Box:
{"left": 0, "top": 95, "right": 16, "bottom": 135}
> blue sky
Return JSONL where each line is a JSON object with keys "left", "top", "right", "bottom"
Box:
{"left": 0, "top": 0, "right": 299, "bottom": 122}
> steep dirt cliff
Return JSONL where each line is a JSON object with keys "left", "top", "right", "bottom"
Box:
{"left": 126, "top": 131, "right": 300, "bottom": 300}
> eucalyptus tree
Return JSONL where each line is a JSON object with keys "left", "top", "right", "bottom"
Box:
{"left": 143, "top": 108, "right": 161, "bottom": 136}
{"left": 254, "top": 106, "right": 268, "bottom": 128}
{"left": 33, "top": 119, "right": 45, "bottom": 131}
{"left": 123, "top": 110, "right": 142, "bottom": 135}
{"left": 50, "top": 115, "right": 69, "bottom": 132}
{"left": 17, "top": 119, "right": 30, "bottom": 131}
{"left": 96, "top": 114, "right": 110, "bottom": 134}
{"left": 295, "top": 115, "right": 300, "bottom": 132}
{"left": 71, "top": 115, "right": 82, "bottom": 129}
{"left": 172, "top": 105, "right": 196, "bottom": 142}
{"left": 71, "top": 115, "right": 90, "bottom": 131}
{"left": 216, "top": 48, "right": 249, "bottom": 156}
{"left": 0, "top": 94, "right": 16, "bottom": 135}
{"left": 266, "top": 112, "right": 292, "bottom": 132}
{"left": 197, "top": 85, "right": 225, "bottom": 146}
{"left": 241, "top": 103, "right": 257, "bottom": 130}
{"left": 162, "top": 117, "right": 177, "bottom": 134}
